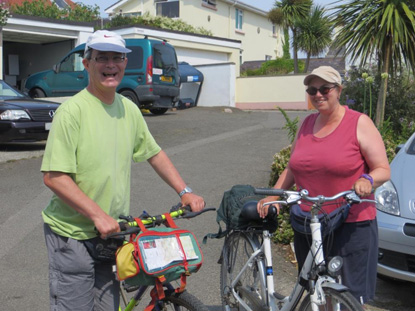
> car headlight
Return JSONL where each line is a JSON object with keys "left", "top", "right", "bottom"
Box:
{"left": 0, "top": 110, "right": 31, "bottom": 120}
{"left": 375, "top": 180, "right": 400, "bottom": 216}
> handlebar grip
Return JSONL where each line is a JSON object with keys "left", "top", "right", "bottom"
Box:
{"left": 181, "top": 206, "right": 216, "bottom": 219}
{"left": 254, "top": 188, "right": 285, "bottom": 197}
{"left": 119, "top": 222, "right": 128, "bottom": 232}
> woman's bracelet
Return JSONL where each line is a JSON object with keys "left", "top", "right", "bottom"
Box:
{"left": 360, "top": 173, "right": 374, "bottom": 186}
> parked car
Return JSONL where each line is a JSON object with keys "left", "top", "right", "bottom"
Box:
{"left": 23, "top": 37, "right": 180, "bottom": 115}
{"left": 0, "top": 79, "right": 59, "bottom": 143}
{"left": 375, "top": 131, "right": 415, "bottom": 282}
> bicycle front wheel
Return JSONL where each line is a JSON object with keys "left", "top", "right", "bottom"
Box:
{"left": 158, "top": 290, "right": 209, "bottom": 311}
{"left": 298, "top": 287, "right": 364, "bottom": 311}
{"left": 220, "top": 231, "right": 267, "bottom": 311}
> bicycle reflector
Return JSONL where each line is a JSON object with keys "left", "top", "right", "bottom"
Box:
{"left": 327, "top": 256, "right": 343, "bottom": 276}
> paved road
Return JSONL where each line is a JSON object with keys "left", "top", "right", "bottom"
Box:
{"left": 0, "top": 107, "right": 414, "bottom": 311}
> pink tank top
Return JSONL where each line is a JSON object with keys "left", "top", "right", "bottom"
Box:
{"left": 289, "top": 107, "right": 376, "bottom": 222}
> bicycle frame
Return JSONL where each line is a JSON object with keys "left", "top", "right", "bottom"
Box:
{"left": 119, "top": 285, "right": 149, "bottom": 311}
{"left": 228, "top": 210, "right": 342, "bottom": 311}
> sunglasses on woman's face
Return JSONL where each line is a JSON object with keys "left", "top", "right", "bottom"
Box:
{"left": 306, "top": 85, "right": 337, "bottom": 96}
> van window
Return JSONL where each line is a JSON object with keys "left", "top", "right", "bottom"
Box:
{"left": 126, "top": 46, "right": 144, "bottom": 70}
{"left": 153, "top": 44, "right": 177, "bottom": 69}
{"left": 60, "top": 51, "right": 84, "bottom": 72}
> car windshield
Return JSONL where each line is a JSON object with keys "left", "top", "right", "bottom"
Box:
{"left": 0, "top": 80, "right": 25, "bottom": 99}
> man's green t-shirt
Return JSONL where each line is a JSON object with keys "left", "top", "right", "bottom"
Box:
{"left": 41, "top": 89, "right": 161, "bottom": 240}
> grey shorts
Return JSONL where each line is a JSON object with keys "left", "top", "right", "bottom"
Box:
{"left": 43, "top": 224, "right": 120, "bottom": 311}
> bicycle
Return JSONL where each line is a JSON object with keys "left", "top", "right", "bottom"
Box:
{"left": 110, "top": 204, "right": 214, "bottom": 311}
{"left": 220, "top": 188, "right": 376, "bottom": 311}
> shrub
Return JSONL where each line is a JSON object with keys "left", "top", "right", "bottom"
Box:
{"left": 105, "top": 13, "right": 212, "bottom": 36}
{"left": 10, "top": 0, "right": 99, "bottom": 21}
{"left": 241, "top": 58, "right": 305, "bottom": 76}
{"left": 341, "top": 66, "right": 415, "bottom": 151}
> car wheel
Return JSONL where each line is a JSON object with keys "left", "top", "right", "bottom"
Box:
{"left": 149, "top": 108, "right": 168, "bottom": 115}
{"left": 30, "top": 88, "right": 46, "bottom": 98}
{"left": 120, "top": 89, "right": 139, "bottom": 105}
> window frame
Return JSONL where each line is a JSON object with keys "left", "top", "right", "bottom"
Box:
{"left": 155, "top": 0, "right": 180, "bottom": 18}
{"left": 235, "top": 8, "right": 243, "bottom": 31}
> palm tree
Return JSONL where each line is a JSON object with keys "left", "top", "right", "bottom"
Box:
{"left": 330, "top": 0, "right": 415, "bottom": 127}
{"left": 296, "top": 5, "right": 333, "bottom": 72}
{"left": 268, "top": 0, "right": 312, "bottom": 73}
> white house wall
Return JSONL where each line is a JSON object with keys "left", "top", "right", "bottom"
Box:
{"left": 181, "top": 1, "right": 282, "bottom": 62}
{"left": 106, "top": 0, "right": 282, "bottom": 63}
{"left": 174, "top": 47, "right": 228, "bottom": 65}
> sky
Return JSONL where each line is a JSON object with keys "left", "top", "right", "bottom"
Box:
{"left": 76, "top": 0, "right": 335, "bottom": 18}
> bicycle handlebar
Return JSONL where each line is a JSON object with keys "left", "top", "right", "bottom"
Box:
{"left": 254, "top": 188, "right": 376, "bottom": 207}
{"left": 109, "top": 205, "right": 216, "bottom": 238}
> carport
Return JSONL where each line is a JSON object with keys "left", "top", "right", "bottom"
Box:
{"left": 177, "top": 62, "right": 204, "bottom": 109}
{"left": 0, "top": 15, "right": 93, "bottom": 88}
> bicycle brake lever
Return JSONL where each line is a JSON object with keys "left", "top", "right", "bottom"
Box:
{"left": 345, "top": 192, "right": 377, "bottom": 204}
{"left": 119, "top": 215, "right": 134, "bottom": 222}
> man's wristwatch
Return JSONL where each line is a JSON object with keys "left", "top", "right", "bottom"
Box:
{"left": 179, "top": 186, "right": 193, "bottom": 198}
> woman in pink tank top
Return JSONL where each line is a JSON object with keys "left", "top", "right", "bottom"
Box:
{"left": 258, "top": 66, "right": 390, "bottom": 306}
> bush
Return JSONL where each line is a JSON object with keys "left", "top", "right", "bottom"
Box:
{"left": 241, "top": 58, "right": 305, "bottom": 76}
{"left": 105, "top": 13, "right": 212, "bottom": 36}
{"left": 341, "top": 65, "right": 415, "bottom": 154}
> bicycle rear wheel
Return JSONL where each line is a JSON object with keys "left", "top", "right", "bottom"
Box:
{"left": 298, "top": 287, "right": 364, "bottom": 311}
{"left": 220, "top": 231, "right": 267, "bottom": 311}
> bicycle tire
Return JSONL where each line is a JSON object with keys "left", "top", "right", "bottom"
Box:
{"left": 220, "top": 231, "right": 267, "bottom": 311}
{"left": 298, "top": 287, "right": 364, "bottom": 311}
{"left": 157, "top": 290, "right": 209, "bottom": 311}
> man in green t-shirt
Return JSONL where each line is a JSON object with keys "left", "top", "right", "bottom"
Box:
{"left": 41, "top": 30, "right": 205, "bottom": 311}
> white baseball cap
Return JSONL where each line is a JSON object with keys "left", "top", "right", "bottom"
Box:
{"left": 84, "top": 30, "right": 131, "bottom": 54}
{"left": 303, "top": 66, "right": 342, "bottom": 85}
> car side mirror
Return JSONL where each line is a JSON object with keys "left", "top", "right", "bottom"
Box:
{"left": 53, "top": 64, "right": 60, "bottom": 73}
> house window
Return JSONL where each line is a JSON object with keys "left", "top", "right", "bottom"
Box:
{"left": 235, "top": 8, "right": 243, "bottom": 30}
{"left": 265, "top": 55, "right": 272, "bottom": 61}
{"left": 202, "top": 0, "right": 216, "bottom": 7}
{"left": 155, "top": 0, "right": 179, "bottom": 18}
{"left": 272, "top": 24, "right": 277, "bottom": 36}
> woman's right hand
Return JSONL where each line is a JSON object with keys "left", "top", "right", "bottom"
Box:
{"left": 257, "top": 196, "right": 280, "bottom": 218}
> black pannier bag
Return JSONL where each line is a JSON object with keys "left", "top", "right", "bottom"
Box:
{"left": 204, "top": 184, "right": 278, "bottom": 241}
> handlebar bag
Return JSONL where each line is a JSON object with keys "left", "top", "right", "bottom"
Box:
{"left": 290, "top": 203, "right": 351, "bottom": 237}
{"left": 115, "top": 242, "right": 140, "bottom": 281}
{"left": 120, "top": 214, "right": 203, "bottom": 288}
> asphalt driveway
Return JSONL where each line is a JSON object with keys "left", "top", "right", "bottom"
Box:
{"left": 0, "top": 107, "right": 413, "bottom": 311}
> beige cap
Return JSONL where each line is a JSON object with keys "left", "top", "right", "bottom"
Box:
{"left": 303, "top": 66, "right": 342, "bottom": 85}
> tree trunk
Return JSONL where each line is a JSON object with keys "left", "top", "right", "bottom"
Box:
{"left": 283, "top": 28, "right": 290, "bottom": 59}
{"left": 375, "top": 38, "right": 391, "bottom": 127}
{"left": 304, "top": 54, "right": 310, "bottom": 73}
{"left": 292, "top": 27, "right": 299, "bottom": 73}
